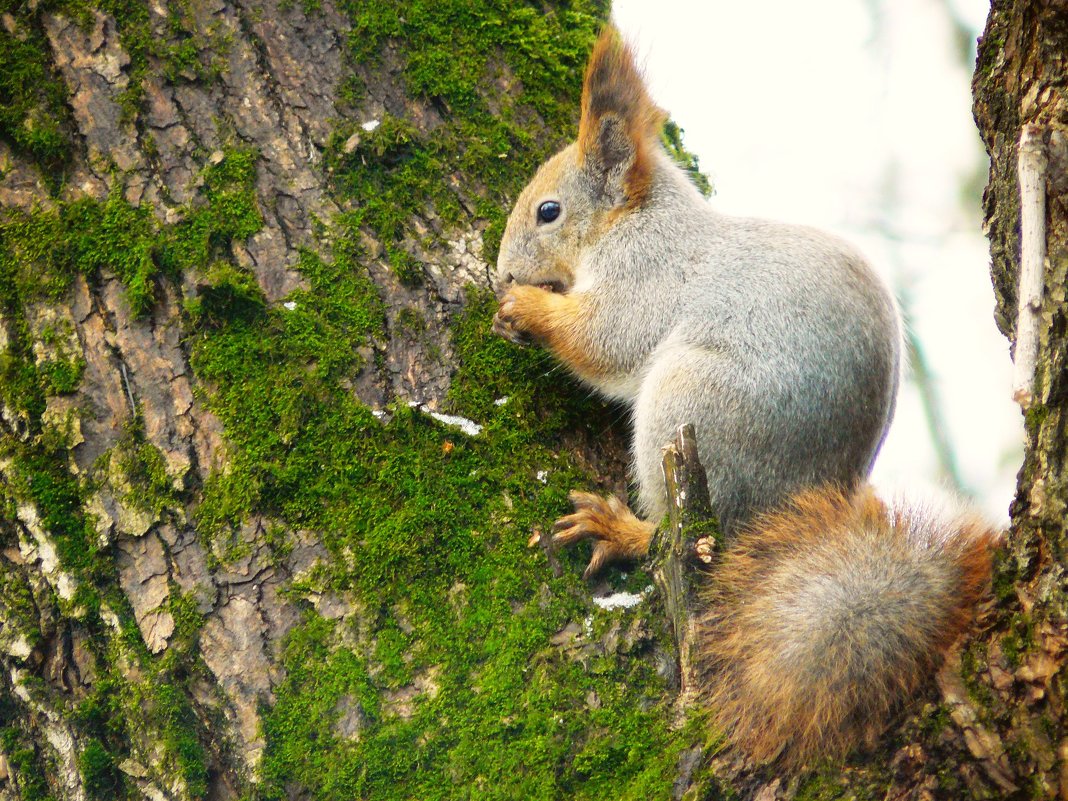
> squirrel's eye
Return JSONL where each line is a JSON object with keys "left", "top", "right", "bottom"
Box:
{"left": 537, "top": 201, "right": 561, "bottom": 224}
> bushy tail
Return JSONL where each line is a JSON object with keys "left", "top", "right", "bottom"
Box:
{"left": 695, "top": 485, "right": 1001, "bottom": 768}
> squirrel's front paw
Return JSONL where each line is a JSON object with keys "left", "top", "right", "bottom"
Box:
{"left": 492, "top": 286, "right": 547, "bottom": 346}
{"left": 551, "top": 491, "right": 655, "bottom": 579}
{"left": 492, "top": 296, "right": 532, "bottom": 345}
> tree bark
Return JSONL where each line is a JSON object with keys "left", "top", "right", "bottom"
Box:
{"left": 0, "top": 2, "right": 669, "bottom": 798}
{"left": 967, "top": 1, "right": 1068, "bottom": 798}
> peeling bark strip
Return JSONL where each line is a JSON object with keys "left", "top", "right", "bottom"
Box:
{"left": 1013, "top": 123, "right": 1047, "bottom": 409}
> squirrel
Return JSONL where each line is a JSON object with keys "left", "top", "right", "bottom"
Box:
{"left": 491, "top": 25, "right": 1002, "bottom": 769}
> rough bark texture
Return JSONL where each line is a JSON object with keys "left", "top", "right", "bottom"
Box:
{"left": 969, "top": 1, "right": 1068, "bottom": 798}
{"left": 0, "top": 2, "right": 715, "bottom": 798}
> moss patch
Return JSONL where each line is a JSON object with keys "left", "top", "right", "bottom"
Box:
{"left": 0, "top": 4, "right": 73, "bottom": 183}
{"left": 326, "top": 0, "right": 609, "bottom": 279}
{"left": 0, "top": 0, "right": 724, "bottom": 796}
{"left": 0, "top": 149, "right": 261, "bottom": 800}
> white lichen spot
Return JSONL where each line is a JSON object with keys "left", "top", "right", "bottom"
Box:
{"left": 592, "top": 585, "right": 654, "bottom": 610}
{"left": 54, "top": 573, "right": 77, "bottom": 603}
{"left": 283, "top": 301, "right": 297, "bottom": 311}
{"left": 17, "top": 504, "right": 77, "bottom": 601}
{"left": 361, "top": 119, "right": 381, "bottom": 132}
{"left": 11, "top": 666, "right": 32, "bottom": 702}
{"left": 427, "top": 411, "right": 482, "bottom": 436}
{"left": 408, "top": 402, "right": 482, "bottom": 436}
{"left": 100, "top": 607, "right": 122, "bottom": 631}
{"left": 536, "top": 470, "right": 548, "bottom": 483}
{"left": 5, "top": 635, "right": 32, "bottom": 660}
{"left": 494, "top": 396, "right": 510, "bottom": 406}
{"left": 43, "top": 723, "right": 73, "bottom": 758}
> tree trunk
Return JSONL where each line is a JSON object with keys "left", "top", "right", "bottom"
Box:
{"left": 966, "top": 1, "right": 1068, "bottom": 797}
{"left": 0, "top": 1, "right": 688, "bottom": 798}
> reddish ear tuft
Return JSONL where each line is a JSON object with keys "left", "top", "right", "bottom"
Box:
{"left": 578, "top": 26, "right": 666, "bottom": 207}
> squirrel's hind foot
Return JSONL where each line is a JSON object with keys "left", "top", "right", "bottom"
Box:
{"left": 551, "top": 491, "right": 655, "bottom": 579}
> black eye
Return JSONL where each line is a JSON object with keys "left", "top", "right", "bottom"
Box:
{"left": 537, "top": 201, "right": 561, "bottom": 224}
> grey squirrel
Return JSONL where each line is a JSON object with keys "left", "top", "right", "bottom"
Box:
{"left": 491, "top": 25, "right": 1001, "bottom": 768}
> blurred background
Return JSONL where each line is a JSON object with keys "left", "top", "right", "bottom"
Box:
{"left": 614, "top": 0, "right": 1020, "bottom": 521}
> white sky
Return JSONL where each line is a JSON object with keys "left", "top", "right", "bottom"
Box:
{"left": 613, "top": 0, "right": 1020, "bottom": 521}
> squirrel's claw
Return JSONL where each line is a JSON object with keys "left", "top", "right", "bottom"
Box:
{"left": 492, "top": 292, "right": 534, "bottom": 345}
{"left": 582, "top": 543, "right": 614, "bottom": 580}
{"left": 491, "top": 310, "right": 532, "bottom": 345}
{"left": 550, "top": 491, "right": 654, "bottom": 579}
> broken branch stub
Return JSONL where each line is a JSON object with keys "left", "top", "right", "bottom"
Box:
{"left": 651, "top": 423, "right": 717, "bottom": 714}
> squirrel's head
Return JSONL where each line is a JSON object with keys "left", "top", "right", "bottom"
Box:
{"left": 496, "top": 25, "right": 665, "bottom": 293}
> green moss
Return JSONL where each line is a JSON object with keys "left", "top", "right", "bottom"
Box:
{"left": 916, "top": 702, "right": 952, "bottom": 739}
{"left": 1023, "top": 401, "right": 1048, "bottom": 435}
{"left": 0, "top": 726, "right": 57, "bottom": 801}
{"left": 184, "top": 261, "right": 266, "bottom": 328}
{"left": 105, "top": 415, "right": 182, "bottom": 517}
{"left": 0, "top": 146, "right": 259, "bottom": 332}
{"left": 0, "top": 560, "right": 44, "bottom": 650}
{"left": 259, "top": 596, "right": 691, "bottom": 800}
{"left": 793, "top": 756, "right": 896, "bottom": 801}
{"left": 73, "top": 0, "right": 231, "bottom": 120}
{"left": 5, "top": 442, "right": 105, "bottom": 580}
{"left": 66, "top": 190, "right": 160, "bottom": 314}
{"left": 153, "top": 681, "right": 209, "bottom": 796}
{"left": 38, "top": 356, "right": 85, "bottom": 395}
{"left": 1000, "top": 612, "right": 1036, "bottom": 669}
{"left": 990, "top": 547, "right": 1016, "bottom": 603}
{"left": 159, "top": 147, "right": 263, "bottom": 278}
{"left": 446, "top": 285, "right": 607, "bottom": 429}
{"left": 325, "top": 0, "right": 607, "bottom": 278}
{"left": 959, "top": 640, "right": 997, "bottom": 716}
{"left": 71, "top": 600, "right": 215, "bottom": 800}
{"left": 326, "top": 115, "right": 446, "bottom": 285}
{"left": 0, "top": 188, "right": 159, "bottom": 314}
{"left": 396, "top": 306, "right": 427, "bottom": 336}
{"left": 169, "top": 591, "right": 206, "bottom": 645}
{"left": 0, "top": 12, "right": 72, "bottom": 183}
{"left": 79, "top": 737, "right": 123, "bottom": 800}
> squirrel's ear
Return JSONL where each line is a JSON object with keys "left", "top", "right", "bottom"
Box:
{"left": 577, "top": 26, "right": 665, "bottom": 208}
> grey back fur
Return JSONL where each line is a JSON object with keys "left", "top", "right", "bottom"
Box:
{"left": 499, "top": 145, "right": 902, "bottom": 531}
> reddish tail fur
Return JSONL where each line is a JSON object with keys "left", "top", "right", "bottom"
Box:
{"left": 695, "top": 485, "right": 1001, "bottom": 768}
